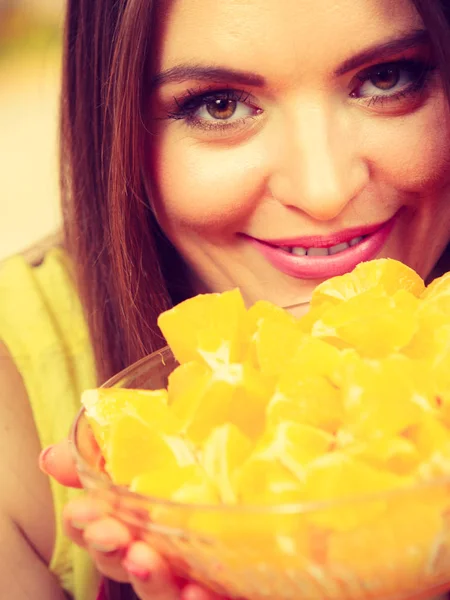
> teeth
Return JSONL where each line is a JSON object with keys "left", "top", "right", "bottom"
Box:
{"left": 329, "top": 242, "right": 350, "bottom": 255}
{"left": 350, "top": 236, "right": 363, "bottom": 247}
{"left": 284, "top": 236, "right": 365, "bottom": 257}
{"left": 307, "top": 247, "right": 329, "bottom": 257}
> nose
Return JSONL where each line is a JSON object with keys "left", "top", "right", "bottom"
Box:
{"left": 268, "top": 98, "right": 369, "bottom": 221}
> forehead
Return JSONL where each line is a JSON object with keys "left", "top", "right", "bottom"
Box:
{"left": 153, "top": 0, "right": 423, "bottom": 79}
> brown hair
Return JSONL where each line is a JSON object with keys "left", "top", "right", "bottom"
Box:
{"left": 60, "top": 1, "right": 450, "bottom": 598}
{"left": 61, "top": 0, "right": 191, "bottom": 385}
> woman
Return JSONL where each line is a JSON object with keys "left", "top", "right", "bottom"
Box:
{"left": 1, "top": 0, "right": 450, "bottom": 599}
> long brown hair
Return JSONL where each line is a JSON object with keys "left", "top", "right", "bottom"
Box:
{"left": 60, "top": 1, "right": 450, "bottom": 598}
{"left": 61, "top": 0, "right": 190, "bottom": 385}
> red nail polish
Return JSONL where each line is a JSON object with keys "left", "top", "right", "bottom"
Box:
{"left": 38, "top": 446, "right": 54, "bottom": 473}
{"left": 123, "top": 561, "right": 150, "bottom": 582}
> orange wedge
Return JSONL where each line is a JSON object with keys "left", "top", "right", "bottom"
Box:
{"left": 311, "top": 258, "right": 425, "bottom": 309}
{"left": 107, "top": 415, "right": 195, "bottom": 485}
{"left": 157, "top": 288, "right": 248, "bottom": 364}
{"left": 201, "top": 423, "right": 253, "bottom": 503}
{"left": 82, "top": 387, "right": 171, "bottom": 448}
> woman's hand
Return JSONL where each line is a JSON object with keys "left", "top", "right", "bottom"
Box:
{"left": 40, "top": 440, "right": 227, "bottom": 600}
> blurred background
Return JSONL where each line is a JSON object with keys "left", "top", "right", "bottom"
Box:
{"left": 0, "top": 0, "right": 63, "bottom": 260}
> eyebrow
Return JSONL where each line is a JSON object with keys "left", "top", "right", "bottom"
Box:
{"left": 334, "top": 29, "right": 430, "bottom": 76}
{"left": 151, "top": 66, "right": 266, "bottom": 90}
{"left": 151, "top": 29, "right": 431, "bottom": 90}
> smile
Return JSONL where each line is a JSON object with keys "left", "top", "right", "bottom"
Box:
{"left": 278, "top": 235, "right": 365, "bottom": 257}
{"left": 246, "top": 213, "right": 398, "bottom": 280}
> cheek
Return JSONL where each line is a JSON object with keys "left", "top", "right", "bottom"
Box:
{"left": 149, "top": 133, "right": 268, "bottom": 231}
{"left": 365, "top": 99, "right": 450, "bottom": 194}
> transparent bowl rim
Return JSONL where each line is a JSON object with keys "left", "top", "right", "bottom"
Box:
{"left": 70, "top": 345, "right": 450, "bottom": 515}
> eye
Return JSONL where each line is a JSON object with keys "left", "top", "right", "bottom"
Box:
{"left": 350, "top": 59, "right": 435, "bottom": 102}
{"left": 198, "top": 95, "right": 251, "bottom": 121}
{"left": 358, "top": 64, "right": 413, "bottom": 97}
{"left": 365, "top": 65, "right": 402, "bottom": 92}
{"left": 169, "top": 88, "right": 262, "bottom": 131}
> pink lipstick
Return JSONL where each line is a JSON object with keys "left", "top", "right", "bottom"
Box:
{"left": 247, "top": 214, "right": 397, "bottom": 280}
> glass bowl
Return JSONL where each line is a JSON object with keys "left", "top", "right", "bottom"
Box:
{"left": 71, "top": 347, "right": 450, "bottom": 600}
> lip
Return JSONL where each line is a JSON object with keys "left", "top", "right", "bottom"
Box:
{"left": 246, "top": 213, "right": 398, "bottom": 280}
{"left": 253, "top": 219, "right": 392, "bottom": 249}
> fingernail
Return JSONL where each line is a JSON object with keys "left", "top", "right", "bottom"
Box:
{"left": 123, "top": 560, "right": 151, "bottom": 582}
{"left": 38, "top": 446, "right": 54, "bottom": 473}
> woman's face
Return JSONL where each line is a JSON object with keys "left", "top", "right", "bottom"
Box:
{"left": 147, "top": 0, "right": 450, "bottom": 312}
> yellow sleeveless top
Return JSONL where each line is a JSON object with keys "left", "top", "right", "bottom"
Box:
{"left": 0, "top": 248, "right": 100, "bottom": 600}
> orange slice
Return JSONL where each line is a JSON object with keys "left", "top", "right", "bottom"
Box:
{"left": 406, "top": 417, "right": 450, "bottom": 462}
{"left": 167, "top": 361, "right": 212, "bottom": 429}
{"left": 328, "top": 492, "right": 445, "bottom": 588}
{"left": 255, "top": 421, "right": 334, "bottom": 477}
{"left": 269, "top": 372, "right": 343, "bottom": 433}
{"left": 287, "top": 336, "right": 343, "bottom": 379}
{"left": 422, "top": 271, "right": 450, "bottom": 312}
{"left": 107, "top": 415, "right": 195, "bottom": 485}
{"left": 234, "top": 457, "right": 304, "bottom": 505}
{"left": 251, "top": 312, "right": 306, "bottom": 377}
{"left": 338, "top": 355, "right": 431, "bottom": 440}
{"left": 311, "top": 258, "right": 425, "bottom": 309}
{"left": 403, "top": 304, "right": 450, "bottom": 360}
{"left": 342, "top": 436, "right": 421, "bottom": 476}
{"left": 131, "top": 463, "right": 205, "bottom": 499}
{"left": 157, "top": 288, "right": 248, "bottom": 364}
{"left": 301, "top": 452, "right": 409, "bottom": 531}
{"left": 82, "top": 387, "right": 171, "bottom": 448}
{"left": 201, "top": 423, "right": 253, "bottom": 503}
{"left": 311, "top": 290, "right": 418, "bottom": 358}
{"left": 169, "top": 359, "right": 272, "bottom": 443}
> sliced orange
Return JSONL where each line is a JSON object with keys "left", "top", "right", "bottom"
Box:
{"left": 403, "top": 304, "right": 450, "bottom": 360}
{"left": 157, "top": 288, "right": 248, "bottom": 364}
{"left": 343, "top": 436, "right": 421, "bottom": 476}
{"left": 269, "top": 372, "right": 343, "bottom": 433}
{"left": 167, "top": 361, "right": 212, "bottom": 429}
{"left": 246, "top": 300, "right": 297, "bottom": 334}
{"left": 251, "top": 312, "right": 306, "bottom": 377}
{"left": 422, "top": 271, "right": 450, "bottom": 310}
{"left": 430, "top": 325, "right": 450, "bottom": 398}
{"left": 328, "top": 493, "right": 445, "bottom": 587}
{"left": 131, "top": 463, "right": 205, "bottom": 499}
{"left": 406, "top": 417, "right": 450, "bottom": 461}
{"left": 82, "top": 387, "right": 171, "bottom": 448}
{"left": 169, "top": 360, "right": 272, "bottom": 444}
{"left": 287, "top": 336, "right": 343, "bottom": 380}
{"left": 338, "top": 355, "right": 431, "bottom": 440}
{"left": 311, "top": 290, "right": 417, "bottom": 358}
{"left": 297, "top": 300, "right": 336, "bottom": 335}
{"left": 107, "top": 415, "right": 195, "bottom": 485}
{"left": 301, "top": 452, "right": 409, "bottom": 531}
{"left": 311, "top": 258, "right": 425, "bottom": 309}
{"left": 255, "top": 421, "right": 334, "bottom": 477}
{"left": 234, "top": 457, "right": 304, "bottom": 505}
{"left": 201, "top": 423, "right": 253, "bottom": 503}
{"left": 149, "top": 470, "right": 220, "bottom": 533}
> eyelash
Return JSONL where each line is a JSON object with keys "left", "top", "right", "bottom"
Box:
{"left": 350, "top": 58, "right": 436, "bottom": 106}
{"left": 167, "top": 58, "right": 436, "bottom": 133}
{"left": 167, "top": 88, "right": 258, "bottom": 131}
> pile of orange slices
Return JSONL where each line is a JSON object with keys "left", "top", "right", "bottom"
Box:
{"left": 82, "top": 259, "right": 450, "bottom": 565}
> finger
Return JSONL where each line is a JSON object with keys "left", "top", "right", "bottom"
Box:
{"left": 63, "top": 496, "right": 114, "bottom": 547}
{"left": 83, "top": 518, "right": 133, "bottom": 582}
{"left": 39, "top": 439, "right": 81, "bottom": 488}
{"left": 123, "top": 541, "right": 181, "bottom": 600}
{"left": 181, "top": 584, "right": 229, "bottom": 600}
